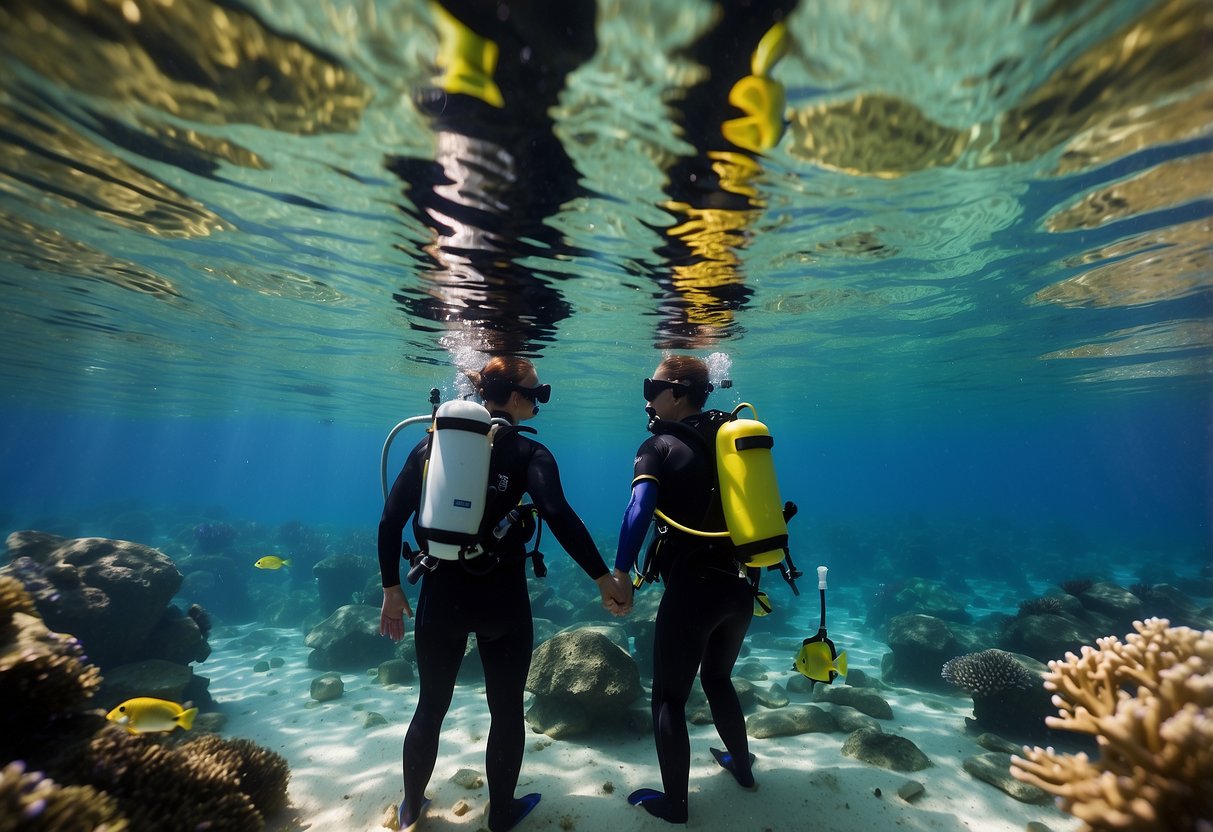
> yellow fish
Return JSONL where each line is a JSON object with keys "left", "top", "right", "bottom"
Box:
{"left": 254, "top": 556, "right": 291, "bottom": 570}
{"left": 753, "top": 590, "right": 772, "bottom": 617}
{"left": 793, "top": 639, "right": 848, "bottom": 685}
{"left": 106, "top": 697, "right": 198, "bottom": 734}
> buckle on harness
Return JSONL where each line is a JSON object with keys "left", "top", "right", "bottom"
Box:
{"left": 406, "top": 553, "right": 440, "bottom": 585}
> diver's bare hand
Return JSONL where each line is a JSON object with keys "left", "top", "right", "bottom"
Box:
{"left": 611, "top": 569, "right": 634, "bottom": 615}
{"left": 595, "top": 573, "right": 628, "bottom": 617}
{"left": 379, "top": 585, "right": 413, "bottom": 642}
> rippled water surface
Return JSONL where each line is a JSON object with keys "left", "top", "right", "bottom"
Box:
{"left": 0, "top": 0, "right": 1209, "bottom": 539}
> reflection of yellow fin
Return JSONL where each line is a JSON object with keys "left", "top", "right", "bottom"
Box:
{"left": 722, "top": 75, "right": 786, "bottom": 153}
{"left": 432, "top": 3, "right": 504, "bottom": 108}
{"left": 751, "top": 22, "right": 789, "bottom": 77}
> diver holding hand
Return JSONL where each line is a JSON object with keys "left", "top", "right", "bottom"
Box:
{"left": 614, "top": 355, "right": 758, "bottom": 824}
{"left": 377, "top": 356, "right": 629, "bottom": 832}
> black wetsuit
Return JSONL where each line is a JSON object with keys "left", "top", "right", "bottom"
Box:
{"left": 377, "top": 414, "right": 607, "bottom": 831}
{"left": 618, "top": 415, "right": 756, "bottom": 823}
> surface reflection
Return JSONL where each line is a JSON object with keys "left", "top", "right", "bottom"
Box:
{"left": 385, "top": 0, "right": 597, "bottom": 357}
{"left": 646, "top": 0, "right": 799, "bottom": 348}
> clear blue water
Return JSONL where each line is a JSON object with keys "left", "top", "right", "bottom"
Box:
{"left": 0, "top": 0, "right": 1209, "bottom": 579}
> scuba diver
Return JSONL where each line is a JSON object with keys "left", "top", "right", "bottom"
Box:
{"left": 612, "top": 355, "right": 764, "bottom": 824}
{"left": 377, "top": 356, "right": 628, "bottom": 832}
{"left": 386, "top": 0, "right": 597, "bottom": 356}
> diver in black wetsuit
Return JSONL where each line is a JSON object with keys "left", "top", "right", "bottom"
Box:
{"left": 612, "top": 355, "right": 757, "bottom": 825}
{"left": 378, "top": 356, "right": 629, "bottom": 832}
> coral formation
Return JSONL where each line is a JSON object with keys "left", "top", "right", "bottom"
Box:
{"left": 61, "top": 726, "right": 291, "bottom": 832}
{"left": 1010, "top": 618, "right": 1213, "bottom": 831}
{"left": 1061, "top": 579, "right": 1094, "bottom": 596}
{"left": 1017, "top": 596, "right": 1065, "bottom": 617}
{"left": 942, "top": 649, "right": 1037, "bottom": 695}
{"left": 941, "top": 649, "right": 1052, "bottom": 738}
{"left": 1, "top": 576, "right": 291, "bottom": 830}
{"left": 0, "top": 576, "right": 102, "bottom": 761}
{"left": 0, "top": 761, "right": 128, "bottom": 832}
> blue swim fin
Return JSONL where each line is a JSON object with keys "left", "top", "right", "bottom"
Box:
{"left": 710, "top": 747, "right": 757, "bottom": 789}
{"left": 627, "top": 788, "right": 664, "bottom": 806}
{"left": 398, "top": 796, "right": 431, "bottom": 832}
{"left": 488, "top": 792, "right": 541, "bottom": 832}
{"left": 627, "top": 788, "right": 688, "bottom": 823}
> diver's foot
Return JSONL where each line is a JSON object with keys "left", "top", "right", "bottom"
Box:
{"left": 398, "top": 796, "right": 431, "bottom": 832}
{"left": 627, "top": 788, "right": 688, "bottom": 824}
{"left": 487, "top": 792, "right": 541, "bottom": 831}
{"left": 710, "top": 747, "right": 757, "bottom": 790}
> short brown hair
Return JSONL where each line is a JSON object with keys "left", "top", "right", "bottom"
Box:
{"left": 657, "top": 355, "right": 712, "bottom": 408}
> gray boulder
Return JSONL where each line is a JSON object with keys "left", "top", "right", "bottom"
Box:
{"left": 963, "top": 752, "right": 1051, "bottom": 804}
{"left": 305, "top": 604, "right": 396, "bottom": 671}
{"left": 2, "top": 532, "right": 183, "bottom": 669}
{"left": 813, "top": 685, "right": 894, "bottom": 719}
{"left": 841, "top": 728, "right": 931, "bottom": 771}
{"left": 884, "top": 613, "right": 962, "bottom": 687}
{"left": 746, "top": 704, "right": 837, "bottom": 739}
{"left": 525, "top": 628, "right": 642, "bottom": 738}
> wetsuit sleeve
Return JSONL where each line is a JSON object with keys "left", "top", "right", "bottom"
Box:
{"left": 614, "top": 478, "right": 657, "bottom": 573}
{"left": 377, "top": 438, "right": 428, "bottom": 587}
{"left": 526, "top": 444, "right": 609, "bottom": 580}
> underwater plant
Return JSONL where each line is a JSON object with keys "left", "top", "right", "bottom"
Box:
{"left": 1017, "top": 596, "right": 1065, "bottom": 617}
{"left": 1060, "top": 578, "right": 1094, "bottom": 596}
{"left": 1010, "top": 618, "right": 1213, "bottom": 831}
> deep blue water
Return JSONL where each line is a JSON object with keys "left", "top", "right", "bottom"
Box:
{"left": 4, "top": 390, "right": 1207, "bottom": 579}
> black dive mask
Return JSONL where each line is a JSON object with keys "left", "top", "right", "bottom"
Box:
{"left": 481, "top": 380, "right": 551, "bottom": 406}
{"left": 643, "top": 377, "right": 713, "bottom": 402}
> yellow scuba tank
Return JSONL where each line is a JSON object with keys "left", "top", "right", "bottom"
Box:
{"left": 417, "top": 399, "right": 493, "bottom": 560}
{"left": 715, "top": 403, "right": 787, "bottom": 568}
{"left": 653, "top": 402, "right": 788, "bottom": 569}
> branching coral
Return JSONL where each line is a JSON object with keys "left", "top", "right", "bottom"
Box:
{"left": 1010, "top": 618, "right": 1213, "bottom": 831}
{"left": 0, "top": 761, "right": 128, "bottom": 832}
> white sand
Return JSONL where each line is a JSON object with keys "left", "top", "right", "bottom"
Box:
{"left": 201, "top": 611, "right": 1079, "bottom": 832}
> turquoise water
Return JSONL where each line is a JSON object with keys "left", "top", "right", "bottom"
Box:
{"left": 0, "top": 0, "right": 1208, "bottom": 559}
{"left": 1, "top": 1, "right": 1211, "bottom": 829}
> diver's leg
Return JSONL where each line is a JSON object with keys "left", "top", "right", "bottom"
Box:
{"left": 478, "top": 570, "right": 539, "bottom": 832}
{"left": 402, "top": 572, "right": 468, "bottom": 826}
{"left": 700, "top": 581, "right": 755, "bottom": 789}
{"left": 629, "top": 573, "right": 704, "bottom": 823}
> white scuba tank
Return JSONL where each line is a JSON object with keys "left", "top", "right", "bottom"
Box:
{"left": 418, "top": 400, "right": 493, "bottom": 560}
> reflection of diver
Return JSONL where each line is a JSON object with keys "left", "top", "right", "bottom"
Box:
{"left": 648, "top": 1, "right": 799, "bottom": 348}
{"left": 386, "top": 0, "right": 596, "bottom": 355}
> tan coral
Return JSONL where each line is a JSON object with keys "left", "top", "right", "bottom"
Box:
{"left": 0, "top": 761, "right": 128, "bottom": 832}
{"left": 1010, "top": 618, "right": 1213, "bottom": 831}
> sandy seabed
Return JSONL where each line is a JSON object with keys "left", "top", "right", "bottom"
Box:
{"left": 202, "top": 609, "right": 1079, "bottom": 832}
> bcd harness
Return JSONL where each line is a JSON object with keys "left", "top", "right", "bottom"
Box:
{"left": 381, "top": 391, "right": 547, "bottom": 585}
{"left": 636, "top": 402, "right": 802, "bottom": 604}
